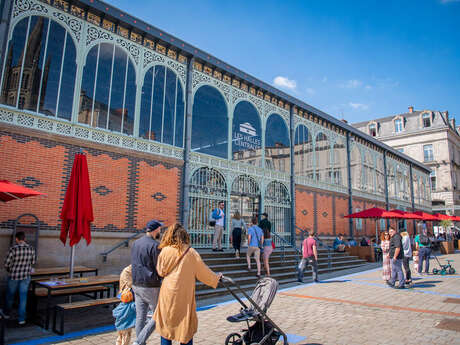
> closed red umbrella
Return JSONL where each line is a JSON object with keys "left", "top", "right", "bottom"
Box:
{"left": 0, "top": 180, "right": 46, "bottom": 202}
{"left": 59, "top": 153, "right": 93, "bottom": 277}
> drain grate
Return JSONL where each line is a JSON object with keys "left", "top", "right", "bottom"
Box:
{"left": 436, "top": 319, "right": 460, "bottom": 332}
{"left": 444, "top": 298, "right": 460, "bottom": 304}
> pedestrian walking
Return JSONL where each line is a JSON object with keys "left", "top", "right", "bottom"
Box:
{"left": 210, "top": 201, "right": 225, "bottom": 252}
{"left": 415, "top": 228, "right": 432, "bottom": 275}
{"left": 113, "top": 265, "right": 136, "bottom": 345}
{"left": 259, "top": 213, "right": 273, "bottom": 276}
{"left": 380, "top": 231, "right": 391, "bottom": 282}
{"left": 131, "top": 220, "right": 163, "bottom": 345}
{"left": 231, "top": 211, "right": 246, "bottom": 258}
{"left": 154, "top": 223, "right": 221, "bottom": 345}
{"left": 246, "top": 217, "right": 264, "bottom": 278}
{"left": 3, "top": 231, "right": 36, "bottom": 325}
{"left": 298, "top": 231, "right": 319, "bottom": 283}
{"left": 386, "top": 227, "right": 405, "bottom": 289}
{"left": 400, "top": 231, "right": 412, "bottom": 285}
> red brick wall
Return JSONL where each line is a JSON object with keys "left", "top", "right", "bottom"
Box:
{"left": 295, "top": 187, "right": 314, "bottom": 233}
{"left": 0, "top": 127, "right": 182, "bottom": 232}
{"left": 335, "top": 196, "right": 349, "bottom": 236}
{"left": 316, "top": 192, "right": 333, "bottom": 236}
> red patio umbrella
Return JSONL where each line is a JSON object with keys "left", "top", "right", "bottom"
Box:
{"left": 413, "top": 211, "right": 439, "bottom": 221}
{"left": 0, "top": 180, "right": 46, "bottom": 202}
{"left": 389, "top": 209, "right": 423, "bottom": 220}
{"left": 59, "top": 153, "right": 93, "bottom": 277}
{"left": 345, "top": 207, "right": 405, "bottom": 242}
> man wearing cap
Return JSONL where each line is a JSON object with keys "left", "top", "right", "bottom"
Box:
{"left": 131, "top": 220, "right": 162, "bottom": 345}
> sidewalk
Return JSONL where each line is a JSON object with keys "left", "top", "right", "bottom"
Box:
{"left": 10, "top": 253, "right": 460, "bottom": 345}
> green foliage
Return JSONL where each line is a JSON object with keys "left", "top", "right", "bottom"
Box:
{"left": 440, "top": 219, "right": 452, "bottom": 228}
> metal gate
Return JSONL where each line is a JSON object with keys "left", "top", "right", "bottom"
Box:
{"left": 188, "top": 167, "right": 227, "bottom": 248}
{"left": 230, "top": 175, "right": 260, "bottom": 234}
{"left": 264, "top": 181, "right": 291, "bottom": 246}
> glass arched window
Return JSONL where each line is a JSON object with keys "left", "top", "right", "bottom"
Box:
{"left": 79, "top": 43, "right": 136, "bottom": 135}
{"left": 376, "top": 156, "right": 385, "bottom": 194}
{"left": 232, "top": 101, "right": 261, "bottom": 166}
{"left": 315, "top": 132, "right": 330, "bottom": 182}
{"left": 333, "top": 139, "right": 347, "bottom": 186}
{"left": 387, "top": 162, "right": 396, "bottom": 198}
{"left": 394, "top": 118, "right": 403, "bottom": 133}
{"left": 192, "top": 85, "right": 228, "bottom": 159}
{"left": 364, "top": 151, "right": 375, "bottom": 191}
{"left": 294, "top": 125, "right": 313, "bottom": 178}
{"left": 265, "top": 114, "right": 290, "bottom": 172}
{"left": 139, "top": 65, "right": 185, "bottom": 147}
{"left": 350, "top": 145, "right": 362, "bottom": 189}
{"left": 1, "top": 16, "right": 77, "bottom": 120}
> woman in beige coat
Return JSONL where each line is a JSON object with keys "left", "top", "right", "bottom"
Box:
{"left": 154, "top": 223, "right": 221, "bottom": 345}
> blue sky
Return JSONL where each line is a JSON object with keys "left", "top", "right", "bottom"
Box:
{"left": 110, "top": 0, "right": 460, "bottom": 124}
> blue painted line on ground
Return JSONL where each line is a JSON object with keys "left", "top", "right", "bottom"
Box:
{"left": 10, "top": 325, "right": 115, "bottom": 345}
{"left": 286, "top": 333, "right": 307, "bottom": 343}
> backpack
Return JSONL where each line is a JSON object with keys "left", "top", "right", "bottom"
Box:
{"left": 419, "top": 234, "right": 431, "bottom": 246}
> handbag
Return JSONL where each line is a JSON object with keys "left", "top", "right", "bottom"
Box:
{"left": 209, "top": 209, "right": 217, "bottom": 226}
{"left": 163, "top": 246, "right": 191, "bottom": 277}
{"left": 271, "top": 240, "right": 276, "bottom": 250}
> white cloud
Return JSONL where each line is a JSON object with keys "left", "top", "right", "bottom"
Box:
{"left": 339, "top": 79, "right": 363, "bottom": 89}
{"left": 273, "top": 76, "right": 297, "bottom": 90}
{"left": 349, "top": 102, "right": 369, "bottom": 111}
{"left": 306, "top": 88, "right": 316, "bottom": 95}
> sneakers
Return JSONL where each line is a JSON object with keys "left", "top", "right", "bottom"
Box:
{"left": 386, "top": 281, "right": 395, "bottom": 288}
{"left": 18, "top": 320, "right": 26, "bottom": 325}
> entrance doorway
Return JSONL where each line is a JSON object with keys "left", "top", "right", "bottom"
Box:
{"left": 230, "top": 175, "right": 260, "bottom": 236}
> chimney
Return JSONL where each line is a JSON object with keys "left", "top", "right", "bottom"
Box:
{"left": 445, "top": 110, "right": 449, "bottom": 119}
{"left": 341, "top": 119, "right": 348, "bottom": 124}
{"left": 408, "top": 106, "right": 414, "bottom": 113}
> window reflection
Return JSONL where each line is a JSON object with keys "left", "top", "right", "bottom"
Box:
{"left": 265, "top": 114, "right": 289, "bottom": 172}
{"left": 1, "top": 16, "right": 76, "bottom": 119}
{"left": 333, "top": 139, "right": 347, "bottom": 186}
{"left": 192, "top": 85, "right": 228, "bottom": 158}
{"left": 232, "top": 101, "right": 261, "bottom": 166}
{"left": 315, "top": 132, "right": 330, "bottom": 182}
{"left": 350, "top": 145, "right": 362, "bottom": 190}
{"left": 139, "top": 65, "right": 184, "bottom": 146}
{"left": 79, "top": 43, "right": 136, "bottom": 135}
{"left": 294, "top": 125, "right": 313, "bottom": 178}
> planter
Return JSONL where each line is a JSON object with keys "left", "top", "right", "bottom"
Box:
{"left": 440, "top": 241, "right": 454, "bottom": 255}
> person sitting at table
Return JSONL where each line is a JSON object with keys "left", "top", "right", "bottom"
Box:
{"left": 333, "top": 234, "right": 346, "bottom": 252}
{"left": 4, "top": 231, "right": 36, "bottom": 325}
{"left": 113, "top": 265, "right": 136, "bottom": 345}
{"left": 347, "top": 238, "right": 357, "bottom": 247}
{"left": 360, "top": 237, "right": 369, "bottom": 246}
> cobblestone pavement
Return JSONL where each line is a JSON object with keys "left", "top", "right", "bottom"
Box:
{"left": 58, "top": 253, "right": 460, "bottom": 345}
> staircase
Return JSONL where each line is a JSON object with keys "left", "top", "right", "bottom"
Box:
{"left": 196, "top": 247, "right": 367, "bottom": 300}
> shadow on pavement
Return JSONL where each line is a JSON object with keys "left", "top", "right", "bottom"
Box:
{"left": 317, "top": 279, "right": 351, "bottom": 284}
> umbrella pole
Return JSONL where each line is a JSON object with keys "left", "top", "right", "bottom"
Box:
{"left": 70, "top": 245, "right": 75, "bottom": 279}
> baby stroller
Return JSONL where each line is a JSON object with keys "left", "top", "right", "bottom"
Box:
{"left": 432, "top": 257, "right": 455, "bottom": 275}
{"left": 220, "top": 276, "right": 289, "bottom": 345}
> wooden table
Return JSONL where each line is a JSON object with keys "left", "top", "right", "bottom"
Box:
{"left": 32, "top": 266, "right": 98, "bottom": 280}
{"left": 36, "top": 275, "right": 119, "bottom": 329}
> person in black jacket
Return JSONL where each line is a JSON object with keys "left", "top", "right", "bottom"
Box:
{"left": 386, "top": 227, "right": 405, "bottom": 289}
{"left": 131, "top": 220, "right": 163, "bottom": 345}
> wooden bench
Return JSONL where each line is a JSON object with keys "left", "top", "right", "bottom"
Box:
{"left": 35, "top": 286, "right": 108, "bottom": 298}
{"left": 53, "top": 297, "right": 120, "bottom": 334}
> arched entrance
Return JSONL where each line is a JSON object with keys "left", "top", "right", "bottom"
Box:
{"left": 230, "top": 175, "right": 260, "bottom": 231}
{"left": 189, "top": 167, "right": 227, "bottom": 248}
{"left": 265, "top": 181, "right": 291, "bottom": 245}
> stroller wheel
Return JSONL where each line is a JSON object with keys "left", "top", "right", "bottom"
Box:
{"left": 225, "top": 333, "right": 243, "bottom": 345}
{"left": 448, "top": 267, "right": 456, "bottom": 274}
{"left": 432, "top": 268, "right": 438, "bottom": 275}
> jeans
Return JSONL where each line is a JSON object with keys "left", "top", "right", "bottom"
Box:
{"left": 232, "top": 228, "right": 242, "bottom": 252}
{"left": 402, "top": 257, "right": 411, "bottom": 281}
{"left": 389, "top": 259, "right": 405, "bottom": 287}
{"left": 298, "top": 257, "right": 318, "bottom": 282}
{"left": 5, "top": 277, "right": 30, "bottom": 322}
{"left": 161, "top": 337, "right": 193, "bottom": 345}
{"left": 418, "top": 247, "right": 432, "bottom": 273}
{"left": 132, "top": 285, "right": 160, "bottom": 345}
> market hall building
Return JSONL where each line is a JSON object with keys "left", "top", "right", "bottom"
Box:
{"left": 0, "top": 0, "right": 431, "bottom": 265}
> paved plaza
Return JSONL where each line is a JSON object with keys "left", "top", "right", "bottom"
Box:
{"left": 42, "top": 252, "right": 460, "bottom": 345}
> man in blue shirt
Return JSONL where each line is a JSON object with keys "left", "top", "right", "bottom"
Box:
{"left": 246, "top": 216, "right": 264, "bottom": 278}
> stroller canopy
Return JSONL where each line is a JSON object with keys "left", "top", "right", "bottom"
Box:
{"left": 250, "top": 277, "right": 279, "bottom": 313}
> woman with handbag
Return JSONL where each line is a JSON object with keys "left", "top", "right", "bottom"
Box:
{"left": 154, "top": 223, "right": 222, "bottom": 345}
{"left": 231, "top": 211, "right": 246, "bottom": 258}
{"left": 262, "top": 226, "right": 274, "bottom": 277}
{"left": 113, "top": 265, "right": 136, "bottom": 345}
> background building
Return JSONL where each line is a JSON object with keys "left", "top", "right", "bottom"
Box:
{"left": 353, "top": 107, "right": 460, "bottom": 215}
{"left": 0, "top": 0, "right": 431, "bottom": 275}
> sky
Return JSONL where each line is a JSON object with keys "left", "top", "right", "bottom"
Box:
{"left": 109, "top": 0, "right": 460, "bottom": 124}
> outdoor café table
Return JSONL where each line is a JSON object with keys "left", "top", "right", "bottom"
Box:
{"left": 31, "top": 266, "right": 98, "bottom": 280}
{"left": 36, "top": 274, "right": 119, "bottom": 329}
